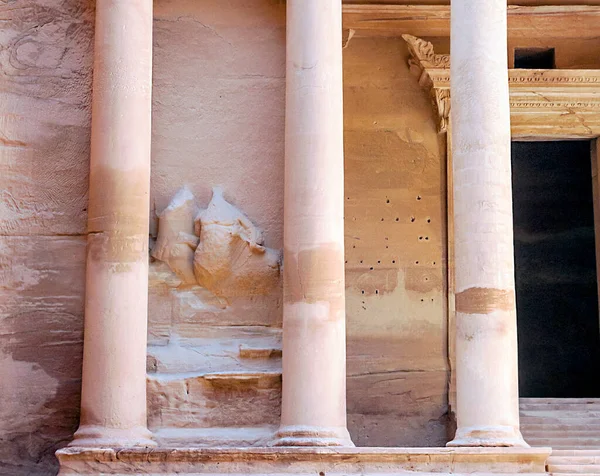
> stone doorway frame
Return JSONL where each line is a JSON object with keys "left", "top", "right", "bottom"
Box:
{"left": 402, "top": 33, "right": 600, "bottom": 412}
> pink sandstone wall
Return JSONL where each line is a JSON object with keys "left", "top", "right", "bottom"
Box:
{"left": 343, "top": 36, "right": 450, "bottom": 446}
{"left": 6, "top": 0, "right": 600, "bottom": 473}
{"left": 0, "top": 0, "right": 94, "bottom": 474}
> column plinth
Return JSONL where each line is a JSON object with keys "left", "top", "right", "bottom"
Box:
{"left": 448, "top": 0, "right": 528, "bottom": 448}
{"left": 272, "top": 0, "right": 353, "bottom": 448}
{"left": 70, "top": 0, "right": 154, "bottom": 448}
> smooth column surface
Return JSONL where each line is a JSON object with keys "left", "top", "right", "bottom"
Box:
{"left": 70, "top": 0, "right": 154, "bottom": 447}
{"left": 273, "top": 0, "right": 353, "bottom": 447}
{"left": 448, "top": 0, "right": 528, "bottom": 447}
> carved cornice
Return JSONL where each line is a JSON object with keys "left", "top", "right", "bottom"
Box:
{"left": 403, "top": 36, "right": 600, "bottom": 137}
{"left": 343, "top": 5, "right": 600, "bottom": 39}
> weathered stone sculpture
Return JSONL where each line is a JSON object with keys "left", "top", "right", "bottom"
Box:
{"left": 151, "top": 187, "right": 199, "bottom": 285}
{"left": 153, "top": 187, "right": 280, "bottom": 298}
{"left": 193, "top": 187, "right": 280, "bottom": 297}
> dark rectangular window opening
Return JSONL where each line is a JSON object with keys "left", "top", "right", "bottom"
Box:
{"left": 514, "top": 47, "right": 556, "bottom": 69}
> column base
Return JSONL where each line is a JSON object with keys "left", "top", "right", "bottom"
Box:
{"left": 69, "top": 425, "right": 156, "bottom": 448}
{"left": 271, "top": 425, "right": 355, "bottom": 447}
{"left": 447, "top": 425, "right": 530, "bottom": 447}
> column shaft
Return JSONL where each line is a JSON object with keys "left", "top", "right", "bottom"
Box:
{"left": 71, "top": 0, "right": 154, "bottom": 447}
{"left": 448, "top": 0, "right": 527, "bottom": 447}
{"left": 273, "top": 0, "right": 353, "bottom": 447}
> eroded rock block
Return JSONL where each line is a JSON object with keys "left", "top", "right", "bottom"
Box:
{"left": 193, "top": 187, "right": 280, "bottom": 298}
{"left": 152, "top": 186, "right": 280, "bottom": 298}
{"left": 152, "top": 187, "right": 199, "bottom": 285}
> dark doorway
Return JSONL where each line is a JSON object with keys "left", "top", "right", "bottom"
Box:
{"left": 512, "top": 141, "right": 600, "bottom": 397}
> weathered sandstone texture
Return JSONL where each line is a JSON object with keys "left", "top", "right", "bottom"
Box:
{"left": 152, "top": 187, "right": 199, "bottom": 285}
{"left": 193, "top": 187, "right": 280, "bottom": 298}
{"left": 152, "top": 187, "right": 280, "bottom": 296}
{"left": 146, "top": 0, "right": 286, "bottom": 447}
{"left": 343, "top": 36, "right": 450, "bottom": 447}
{"left": 55, "top": 446, "right": 551, "bottom": 475}
{"left": 0, "top": 0, "right": 93, "bottom": 473}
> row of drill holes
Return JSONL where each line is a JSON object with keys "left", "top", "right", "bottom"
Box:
{"left": 361, "top": 216, "right": 432, "bottom": 223}
{"left": 348, "top": 195, "right": 422, "bottom": 202}
{"left": 345, "top": 260, "right": 437, "bottom": 266}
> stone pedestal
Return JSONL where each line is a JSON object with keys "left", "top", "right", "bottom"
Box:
{"left": 56, "top": 447, "right": 551, "bottom": 475}
{"left": 272, "top": 0, "right": 353, "bottom": 447}
{"left": 70, "top": 0, "right": 154, "bottom": 447}
{"left": 448, "top": 0, "right": 527, "bottom": 447}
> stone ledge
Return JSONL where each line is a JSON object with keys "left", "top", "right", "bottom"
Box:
{"left": 56, "top": 446, "right": 551, "bottom": 475}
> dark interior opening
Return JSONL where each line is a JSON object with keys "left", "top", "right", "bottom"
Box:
{"left": 512, "top": 141, "right": 600, "bottom": 397}
{"left": 514, "top": 47, "right": 556, "bottom": 69}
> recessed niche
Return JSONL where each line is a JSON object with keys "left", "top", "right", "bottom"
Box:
{"left": 514, "top": 47, "right": 555, "bottom": 69}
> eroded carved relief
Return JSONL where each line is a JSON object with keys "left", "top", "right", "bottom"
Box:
{"left": 403, "top": 34, "right": 600, "bottom": 137}
{"left": 152, "top": 187, "right": 280, "bottom": 298}
{"left": 152, "top": 187, "right": 199, "bottom": 285}
{"left": 402, "top": 34, "right": 451, "bottom": 133}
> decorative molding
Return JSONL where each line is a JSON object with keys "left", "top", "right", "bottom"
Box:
{"left": 403, "top": 35, "right": 600, "bottom": 137}
{"left": 343, "top": 5, "right": 600, "bottom": 39}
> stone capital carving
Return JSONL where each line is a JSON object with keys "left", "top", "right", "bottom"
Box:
{"left": 402, "top": 34, "right": 450, "bottom": 133}
{"left": 403, "top": 35, "right": 600, "bottom": 138}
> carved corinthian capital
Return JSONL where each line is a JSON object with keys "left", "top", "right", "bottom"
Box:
{"left": 402, "top": 34, "right": 450, "bottom": 133}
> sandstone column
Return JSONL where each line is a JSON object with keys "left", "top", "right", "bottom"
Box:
{"left": 448, "top": 0, "right": 527, "bottom": 447}
{"left": 70, "top": 0, "right": 154, "bottom": 447}
{"left": 273, "top": 0, "right": 353, "bottom": 447}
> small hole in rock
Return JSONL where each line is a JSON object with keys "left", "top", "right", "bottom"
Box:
{"left": 410, "top": 217, "right": 415, "bottom": 223}
{"left": 415, "top": 261, "right": 419, "bottom": 264}
{"left": 381, "top": 218, "right": 384, "bottom": 221}
{"left": 361, "top": 290, "right": 365, "bottom": 294}
{"left": 369, "top": 267, "right": 374, "bottom": 270}
{"left": 360, "top": 260, "right": 363, "bottom": 264}
{"left": 417, "top": 195, "right": 422, "bottom": 200}
{"left": 427, "top": 218, "right": 431, "bottom": 223}
{"left": 377, "top": 260, "right": 381, "bottom": 264}
{"left": 386, "top": 199, "right": 390, "bottom": 204}
{"left": 421, "top": 299, "right": 424, "bottom": 302}
{"left": 392, "top": 260, "right": 396, "bottom": 264}
{"left": 425, "top": 236, "right": 429, "bottom": 240}
{"left": 375, "top": 290, "right": 379, "bottom": 294}
{"left": 395, "top": 217, "right": 399, "bottom": 222}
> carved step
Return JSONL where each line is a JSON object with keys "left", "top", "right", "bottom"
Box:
{"left": 521, "top": 404, "right": 600, "bottom": 411}
{"left": 523, "top": 424, "right": 600, "bottom": 431}
{"left": 548, "top": 473, "right": 600, "bottom": 476}
{"left": 521, "top": 412, "right": 600, "bottom": 418}
{"left": 548, "top": 465, "right": 600, "bottom": 474}
{"left": 147, "top": 371, "right": 281, "bottom": 430}
{"left": 522, "top": 399, "right": 600, "bottom": 405}
{"left": 527, "top": 437, "right": 600, "bottom": 447}
{"left": 550, "top": 457, "right": 600, "bottom": 465}
{"left": 152, "top": 426, "right": 277, "bottom": 447}
{"left": 522, "top": 417, "right": 600, "bottom": 424}
{"left": 524, "top": 431, "right": 600, "bottom": 438}
{"left": 553, "top": 451, "right": 600, "bottom": 457}
{"left": 147, "top": 327, "right": 282, "bottom": 374}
